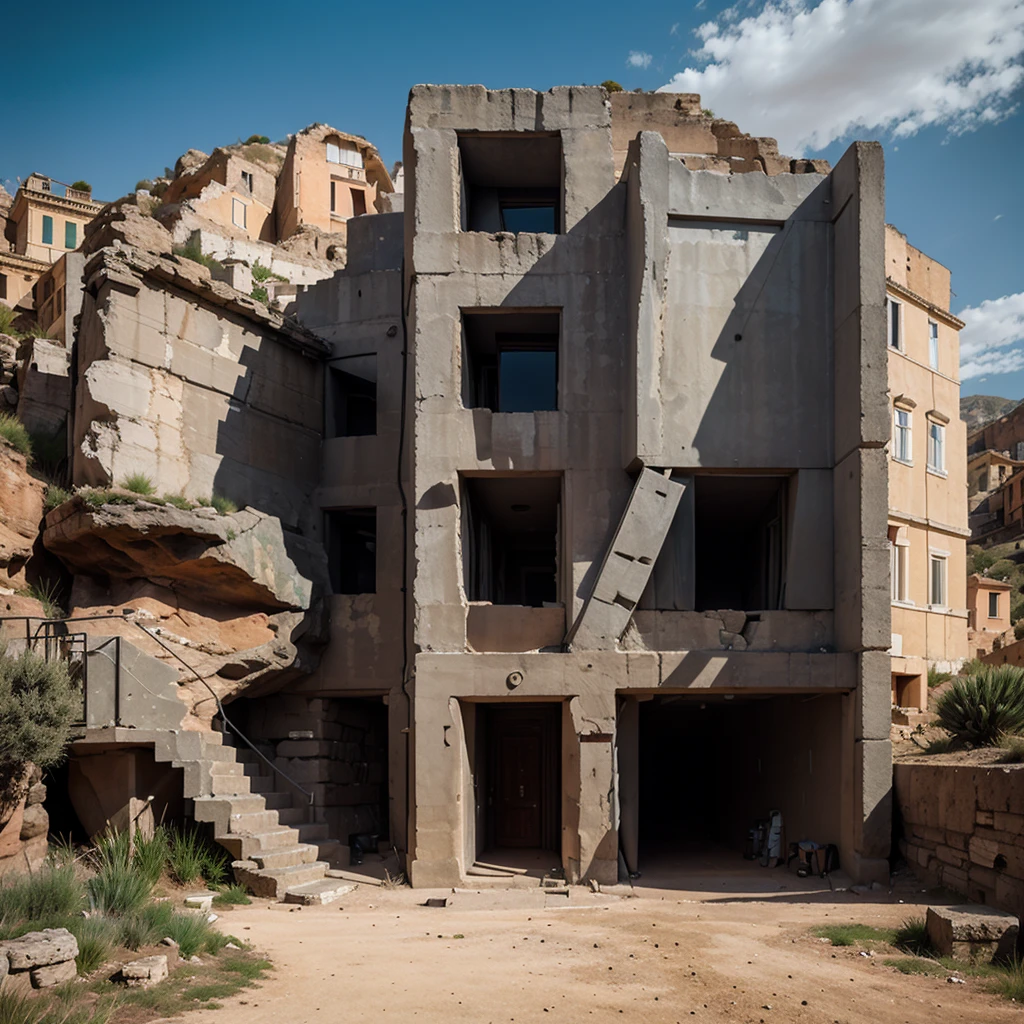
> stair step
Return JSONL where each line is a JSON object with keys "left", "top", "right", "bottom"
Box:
{"left": 195, "top": 794, "right": 266, "bottom": 815}
{"left": 210, "top": 774, "right": 251, "bottom": 796}
{"left": 217, "top": 826, "right": 300, "bottom": 859}
{"left": 275, "top": 807, "right": 306, "bottom": 825}
{"left": 252, "top": 843, "right": 320, "bottom": 870}
{"left": 247, "top": 774, "right": 276, "bottom": 791}
{"left": 232, "top": 859, "right": 329, "bottom": 899}
{"left": 467, "top": 864, "right": 517, "bottom": 878}
{"left": 229, "top": 810, "right": 281, "bottom": 833}
{"left": 284, "top": 878, "right": 355, "bottom": 906}
{"left": 260, "top": 791, "right": 293, "bottom": 810}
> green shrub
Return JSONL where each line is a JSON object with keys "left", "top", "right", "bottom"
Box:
{"left": 935, "top": 665, "right": 1024, "bottom": 747}
{"left": 120, "top": 472, "right": 154, "bottom": 496}
{"left": 133, "top": 826, "right": 169, "bottom": 886}
{"left": 0, "top": 414, "right": 32, "bottom": 457}
{"left": 0, "top": 305, "right": 17, "bottom": 335}
{"left": 927, "top": 667, "right": 952, "bottom": 688}
{"left": 68, "top": 915, "right": 116, "bottom": 975}
{"left": 971, "top": 548, "right": 996, "bottom": 573}
{"left": 162, "top": 493, "right": 193, "bottom": 510}
{"left": 173, "top": 240, "right": 223, "bottom": 272}
{"left": 988, "top": 558, "right": 1016, "bottom": 581}
{"left": 70, "top": 181, "right": 91, "bottom": 193}
{"left": 0, "top": 860, "right": 83, "bottom": 931}
{"left": 87, "top": 830, "right": 154, "bottom": 916}
{"left": 0, "top": 647, "right": 79, "bottom": 772}
{"left": 245, "top": 134, "right": 271, "bottom": 145}
{"left": 167, "top": 826, "right": 229, "bottom": 888}
{"left": 210, "top": 493, "right": 237, "bottom": 516}
{"left": 892, "top": 916, "right": 931, "bottom": 956}
{"left": 135, "top": 179, "right": 154, "bottom": 192}
{"left": 251, "top": 260, "right": 287, "bottom": 284}
{"left": 212, "top": 884, "right": 251, "bottom": 907}
{"left": 600, "top": 80, "right": 623, "bottom": 92}
{"left": 165, "top": 909, "right": 227, "bottom": 958}
{"left": 43, "top": 485, "right": 71, "bottom": 511}
{"left": 251, "top": 285, "right": 269, "bottom": 304}
{"left": 702, "top": 108, "right": 715, "bottom": 118}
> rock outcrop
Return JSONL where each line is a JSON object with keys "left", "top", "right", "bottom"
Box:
{"left": 0, "top": 765, "right": 48, "bottom": 878}
{"left": 0, "top": 443, "right": 45, "bottom": 589}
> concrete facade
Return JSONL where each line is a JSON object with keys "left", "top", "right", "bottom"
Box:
{"left": 885, "top": 225, "right": 968, "bottom": 709}
{"left": 966, "top": 573, "right": 1013, "bottom": 658}
{"left": 297, "top": 86, "right": 893, "bottom": 887}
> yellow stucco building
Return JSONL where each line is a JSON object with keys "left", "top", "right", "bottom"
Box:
{"left": 886, "top": 225, "right": 968, "bottom": 710}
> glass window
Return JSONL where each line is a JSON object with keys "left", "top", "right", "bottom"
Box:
{"left": 891, "top": 541, "right": 908, "bottom": 603}
{"left": 928, "top": 421, "right": 945, "bottom": 473}
{"left": 498, "top": 350, "right": 557, "bottom": 412}
{"left": 888, "top": 298, "right": 901, "bottom": 350}
{"left": 499, "top": 203, "right": 557, "bottom": 233}
{"left": 928, "top": 321, "right": 939, "bottom": 369}
{"left": 894, "top": 408, "right": 912, "bottom": 463}
{"left": 929, "top": 555, "right": 947, "bottom": 607}
{"left": 232, "top": 198, "right": 247, "bottom": 229}
{"left": 326, "top": 137, "right": 363, "bottom": 168}
{"left": 41, "top": 215, "right": 53, "bottom": 245}
{"left": 989, "top": 592, "right": 999, "bottom": 618}
{"left": 64, "top": 221, "right": 76, "bottom": 249}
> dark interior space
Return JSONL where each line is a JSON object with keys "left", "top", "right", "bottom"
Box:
{"left": 462, "top": 309, "right": 560, "bottom": 413}
{"left": 694, "top": 476, "right": 787, "bottom": 611}
{"left": 476, "top": 703, "right": 561, "bottom": 853}
{"left": 458, "top": 133, "right": 563, "bottom": 234}
{"left": 328, "top": 354, "right": 377, "bottom": 437}
{"left": 462, "top": 475, "right": 560, "bottom": 606}
{"left": 325, "top": 507, "right": 376, "bottom": 594}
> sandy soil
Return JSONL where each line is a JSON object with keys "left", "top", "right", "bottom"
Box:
{"left": 166, "top": 867, "right": 1018, "bottom": 1024}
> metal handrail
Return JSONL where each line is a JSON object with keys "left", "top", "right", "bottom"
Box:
{"left": 0, "top": 610, "right": 315, "bottom": 807}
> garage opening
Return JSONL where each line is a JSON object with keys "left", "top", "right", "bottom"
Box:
{"left": 463, "top": 703, "right": 561, "bottom": 871}
{"left": 620, "top": 693, "right": 843, "bottom": 884}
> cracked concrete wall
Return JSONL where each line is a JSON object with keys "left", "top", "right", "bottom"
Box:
{"left": 312, "top": 86, "right": 891, "bottom": 888}
{"left": 72, "top": 254, "right": 323, "bottom": 531}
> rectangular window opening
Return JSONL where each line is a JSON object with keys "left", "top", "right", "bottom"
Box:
{"left": 890, "top": 540, "right": 908, "bottom": 603}
{"left": 241, "top": 170, "right": 254, "bottom": 192}
{"left": 462, "top": 309, "right": 559, "bottom": 413}
{"left": 325, "top": 508, "right": 376, "bottom": 595}
{"left": 929, "top": 320, "right": 939, "bottom": 369}
{"left": 41, "top": 215, "right": 53, "bottom": 246}
{"left": 64, "top": 221, "right": 76, "bottom": 250}
{"left": 928, "top": 421, "right": 945, "bottom": 473}
{"left": 989, "top": 591, "right": 999, "bottom": 618}
{"left": 0, "top": 274, "right": 6, "bottom": 301}
{"left": 328, "top": 354, "right": 377, "bottom": 437}
{"left": 888, "top": 298, "right": 902, "bottom": 350}
{"left": 330, "top": 180, "right": 337, "bottom": 213}
{"left": 462, "top": 475, "right": 560, "bottom": 607}
{"left": 231, "top": 198, "right": 247, "bottom": 229}
{"left": 692, "top": 476, "right": 787, "bottom": 612}
{"left": 894, "top": 408, "right": 912, "bottom": 463}
{"left": 457, "top": 133, "right": 563, "bottom": 234}
{"left": 350, "top": 188, "right": 367, "bottom": 217}
{"left": 929, "top": 554, "right": 947, "bottom": 608}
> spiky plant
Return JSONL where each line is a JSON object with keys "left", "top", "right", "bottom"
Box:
{"left": 935, "top": 665, "right": 1024, "bottom": 748}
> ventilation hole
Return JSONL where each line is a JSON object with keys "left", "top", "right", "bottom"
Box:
{"left": 994, "top": 854, "right": 1007, "bottom": 871}
{"left": 612, "top": 593, "right": 635, "bottom": 611}
{"left": 613, "top": 551, "right": 635, "bottom": 562}
{"left": 637, "top": 556, "right": 652, "bottom": 565}
{"left": 655, "top": 489, "right": 667, "bottom": 497}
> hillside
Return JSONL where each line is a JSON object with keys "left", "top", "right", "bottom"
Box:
{"left": 961, "top": 394, "right": 1019, "bottom": 432}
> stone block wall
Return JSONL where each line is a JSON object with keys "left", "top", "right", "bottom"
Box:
{"left": 895, "top": 762, "right": 1024, "bottom": 918}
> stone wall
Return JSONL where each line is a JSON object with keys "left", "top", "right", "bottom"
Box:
{"left": 894, "top": 761, "right": 1024, "bottom": 918}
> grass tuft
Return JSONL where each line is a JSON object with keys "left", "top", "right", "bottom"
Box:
{"left": 0, "top": 413, "right": 32, "bottom": 457}
{"left": 167, "top": 827, "right": 230, "bottom": 888}
{"left": 991, "top": 957, "right": 1024, "bottom": 1001}
{"left": 44, "top": 485, "right": 71, "bottom": 511}
{"left": 68, "top": 915, "right": 117, "bottom": 975}
{"left": 883, "top": 956, "right": 946, "bottom": 976}
{"left": 162, "top": 493, "right": 194, "bottom": 510}
{"left": 812, "top": 923, "right": 897, "bottom": 947}
{"left": 173, "top": 239, "right": 223, "bottom": 272}
{"left": 998, "top": 734, "right": 1024, "bottom": 764}
{"left": 119, "top": 472, "right": 155, "bottom": 496}
{"left": 212, "top": 884, "right": 251, "bottom": 907}
{"left": 892, "top": 916, "right": 931, "bottom": 956}
{"left": 87, "top": 830, "right": 154, "bottom": 916}
{"left": 0, "top": 861, "right": 83, "bottom": 934}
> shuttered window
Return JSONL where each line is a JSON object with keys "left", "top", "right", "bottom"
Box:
{"left": 42, "top": 215, "right": 53, "bottom": 245}
{"left": 65, "top": 221, "right": 77, "bottom": 249}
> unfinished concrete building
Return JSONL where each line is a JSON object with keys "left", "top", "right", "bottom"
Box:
{"left": 296, "top": 85, "right": 892, "bottom": 887}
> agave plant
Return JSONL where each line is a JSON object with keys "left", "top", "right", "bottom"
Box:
{"left": 935, "top": 665, "right": 1024, "bottom": 748}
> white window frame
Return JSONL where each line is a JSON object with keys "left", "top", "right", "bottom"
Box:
{"left": 893, "top": 407, "right": 912, "bottom": 465}
{"left": 927, "top": 420, "right": 946, "bottom": 475}
{"left": 232, "top": 198, "right": 247, "bottom": 229}
{"left": 929, "top": 551, "right": 948, "bottom": 610}
{"left": 326, "top": 138, "right": 364, "bottom": 169}
{"left": 928, "top": 320, "right": 939, "bottom": 369}
{"left": 989, "top": 591, "right": 1000, "bottom": 619}
{"left": 890, "top": 538, "right": 910, "bottom": 604}
{"left": 888, "top": 296, "right": 903, "bottom": 352}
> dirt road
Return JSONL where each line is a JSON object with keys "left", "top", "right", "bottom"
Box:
{"left": 171, "top": 870, "right": 1017, "bottom": 1024}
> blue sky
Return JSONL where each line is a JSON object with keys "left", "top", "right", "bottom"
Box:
{"left": 4, "top": 0, "right": 1022, "bottom": 398}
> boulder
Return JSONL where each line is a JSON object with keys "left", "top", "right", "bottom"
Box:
{"left": 44, "top": 499, "right": 325, "bottom": 611}
{"left": 925, "top": 905, "right": 1019, "bottom": 962}
{"left": 1, "top": 928, "right": 78, "bottom": 970}
{"left": 120, "top": 954, "right": 168, "bottom": 988}
{"left": 31, "top": 958, "right": 78, "bottom": 988}
{"left": 174, "top": 149, "right": 209, "bottom": 178}
{"left": 18, "top": 802, "right": 47, "bottom": 840}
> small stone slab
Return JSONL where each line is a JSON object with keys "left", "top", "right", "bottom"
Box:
{"left": 31, "top": 959, "right": 78, "bottom": 988}
{"left": 926, "top": 905, "right": 1020, "bottom": 961}
{"left": 1, "top": 928, "right": 79, "bottom": 970}
{"left": 121, "top": 955, "right": 168, "bottom": 988}
{"left": 284, "top": 880, "right": 355, "bottom": 906}
{"left": 183, "top": 893, "right": 216, "bottom": 911}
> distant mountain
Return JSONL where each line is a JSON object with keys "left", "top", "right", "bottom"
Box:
{"left": 961, "top": 395, "right": 1021, "bottom": 433}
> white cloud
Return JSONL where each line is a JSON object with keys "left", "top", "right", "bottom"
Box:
{"left": 994, "top": 213, "right": 1004, "bottom": 221}
{"left": 695, "top": 0, "right": 707, "bottom": 9}
{"left": 671, "top": 22, "right": 680, "bottom": 34}
{"left": 659, "top": 0, "right": 1024, "bottom": 154}
{"left": 959, "top": 292, "right": 1024, "bottom": 380}
{"left": 628, "top": 51, "right": 654, "bottom": 69}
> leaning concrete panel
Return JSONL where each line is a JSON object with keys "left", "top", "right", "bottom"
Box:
{"left": 568, "top": 470, "right": 684, "bottom": 650}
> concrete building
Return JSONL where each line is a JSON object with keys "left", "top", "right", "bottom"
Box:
{"left": 0, "top": 174, "right": 103, "bottom": 320}
{"left": 885, "top": 225, "right": 967, "bottom": 711}
{"left": 296, "top": 85, "right": 892, "bottom": 887}
{"left": 966, "top": 573, "right": 1013, "bottom": 658}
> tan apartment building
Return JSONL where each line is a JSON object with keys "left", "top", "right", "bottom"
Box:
{"left": 295, "top": 85, "right": 892, "bottom": 888}
{"left": 966, "top": 573, "right": 1013, "bottom": 658}
{"left": 885, "top": 225, "right": 968, "bottom": 710}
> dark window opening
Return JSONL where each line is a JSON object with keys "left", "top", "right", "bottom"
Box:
{"left": 462, "top": 475, "right": 560, "bottom": 607}
{"left": 350, "top": 188, "right": 367, "bottom": 216}
{"left": 325, "top": 508, "right": 376, "bottom": 594}
{"left": 241, "top": 170, "right": 254, "bottom": 192}
{"left": 0, "top": 275, "right": 6, "bottom": 300}
{"left": 457, "top": 133, "right": 563, "bottom": 234}
{"left": 330, "top": 180, "right": 337, "bottom": 213}
{"left": 329, "top": 355, "right": 376, "bottom": 437}
{"left": 694, "top": 476, "right": 787, "bottom": 611}
{"left": 462, "top": 309, "right": 559, "bottom": 413}
{"left": 989, "top": 591, "right": 999, "bottom": 618}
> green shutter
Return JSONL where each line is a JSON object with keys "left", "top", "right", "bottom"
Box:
{"left": 41, "top": 215, "right": 53, "bottom": 245}
{"left": 65, "top": 221, "right": 77, "bottom": 249}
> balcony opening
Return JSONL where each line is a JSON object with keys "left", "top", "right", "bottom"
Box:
{"left": 457, "top": 133, "right": 562, "bottom": 234}
{"left": 462, "top": 475, "right": 560, "bottom": 607}
{"left": 462, "top": 309, "right": 559, "bottom": 413}
{"left": 328, "top": 354, "right": 376, "bottom": 437}
{"left": 325, "top": 507, "right": 376, "bottom": 595}
{"left": 694, "top": 476, "right": 787, "bottom": 612}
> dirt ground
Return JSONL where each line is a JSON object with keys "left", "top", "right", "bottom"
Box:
{"left": 165, "top": 861, "right": 1019, "bottom": 1024}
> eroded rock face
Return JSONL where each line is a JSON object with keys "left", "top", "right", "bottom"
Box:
{"left": 0, "top": 444, "right": 45, "bottom": 588}
{"left": 44, "top": 498, "right": 326, "bottom": 610}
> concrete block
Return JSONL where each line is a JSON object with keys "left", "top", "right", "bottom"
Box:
{"left": 926, "top": 905, "right": 1019, "bottom": 962}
